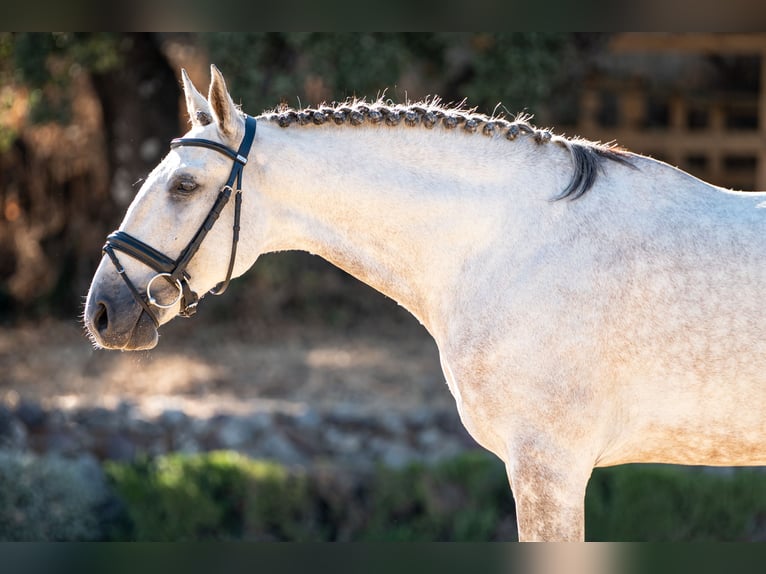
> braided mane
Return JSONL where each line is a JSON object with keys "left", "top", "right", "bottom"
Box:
{"left": 261, "top": 99, "right": 633, "bottom": 200}
{"left": 264, "top": 98, "right": 558, "bottom": 140}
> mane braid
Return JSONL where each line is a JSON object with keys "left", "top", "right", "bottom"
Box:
{"left": 262, "top": 99, "right": 633, "bottom": 200}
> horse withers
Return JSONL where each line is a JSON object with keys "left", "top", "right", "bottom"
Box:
{"left": 84, "top": 65, "right": 766, "bottom": 541}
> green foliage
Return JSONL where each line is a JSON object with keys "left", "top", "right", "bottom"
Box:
{"left": 105, "top": 450, "right": 766, "bottom": 542}
{"left": 586, "top": 465, "right": 766, "bottom": 541}
{"left": 104, "top": 451, "right": 321, "bottom": 541}
{"left": 203, "top": 33, "right": 427, "bottom": 111}
{"left": 359, "top": 451, "right": 512, "bottom": 541}
{"left": 105, "top": 451, "right": 240, "bottom": 540}
{"left": 461, "top": 33, "right": 570, "bottom": 116}
{"left": 5, "top": 448, "right": 766, "bottom": 541}
{"left": 5, "top": 32, "right": 122, "bottom": 125}
{"left": 203, "top": 33, "right": 575, "bottom": 118}
{"left": 240, "top": 457, "right": 320, "bottom": 540}
{"left": 0, "top": 452, "right": 107, "bottom": 540}
{"left": 105, "top": 449, "right": 512, "bottom": 541}
{"left": 12, "top": 32, "right": 122, "bottom": 85}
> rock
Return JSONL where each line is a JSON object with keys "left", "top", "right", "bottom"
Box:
{"left": 368, "top": 436, "right": 393, "bottom": 456}
{"left": 324, "top": 426, "right": 362, "bottom": 455}
{"left": 417, "top": 428, "right": 442, "bottom": 449}
{"left": 103, "top": 434, "right": 136, "bottom": 462}
{"left": 117, "top": 400, "right": 136, "bottom": 417}
{"left": 127, "top": 415, "right": 164, "bottom": 442}
{"left": 294, "top": 407, "right": 322, "bottom": 431}
{"left": 159, "top": 409, "right": 188, "bottom": 429}
{"left": 407, "top": 407, "right": 435, "bottom": 429}
{"left": 433, "top": 409, "right": 462, "bottom": 433}
{"left": 73, "top": 452, "right": 109, "bottom": 492}
{"left": 327, "top": 403, "right": 367, "bottom": 426}
{"left": 75, "top": 407, "right": 117, "bottom": 432}
{"left": 248, "top": 412, "right": 274, "bottom": 433}
{"left": 15, "top": 399, "right": 47, "bottom": 431}
{"left": 0, "top": 405, "right": 27, "bottom": 450}
{"left": 46, "top": 409, "right": 68, "bottom": 429}
{"left": 175, "top": 435, "right": 201, "bottom": 455}
{"left": 0, "top": 405, "right": 15, "bottom": 437}
{"left": 424, "top": 440, "right": 464, "bottom": 464}
{"left": 379, "top": 412, "right": 406, "bottom": 436}
{"left": 380, "top": 443, "right": 417, "bottom": 469}
{"left": 5, "top": 423, "right": 26, "bottom": 451}
{"left": 255, "top": 431, "right": 306, "bottom": 466}
{"left": 45, "top": 431, "right": 80, "bottom": 456}
{"left": 0, "top": 388, "right": 473, "bottom": 471}
{"left": 216, "top": 416, "right": 254, "bottom": 449}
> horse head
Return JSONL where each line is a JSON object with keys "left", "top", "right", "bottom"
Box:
{"left": 84, "top": 66, "right": 263, "bottom": 350}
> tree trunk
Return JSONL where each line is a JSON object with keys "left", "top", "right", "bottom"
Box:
{"left": 90, "top": 33, "right": 180, "bottom": 209}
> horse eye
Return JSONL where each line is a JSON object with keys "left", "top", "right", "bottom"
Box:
{"left": 176, "top": 180, "right": 198, "bottom": 193}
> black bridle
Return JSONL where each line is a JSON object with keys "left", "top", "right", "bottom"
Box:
{"left": 102, "top": 114, "right": 257, "bottom": 326}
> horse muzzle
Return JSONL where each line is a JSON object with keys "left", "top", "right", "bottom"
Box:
{"left": 84, "top": 273, "right": 160, "bottom": 351}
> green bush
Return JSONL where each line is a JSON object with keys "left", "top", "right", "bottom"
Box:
{"left": 105, "top": 451, "right": 322, "bottom": 541}
{"left": 239, "top": 456, "right": 322, "bottom": 541}
{"left": 358, "top": 451, "right": 512, "bottom": 541}
{"left": 203, "top": 33, "right": 577, "bottom": 118}
{"left": 105, "top": 450, "right": 513, "bottom": 541}
{"left": 586, "top": 465, "right": 766, "bottom": 541}
{"left": 105, "top": 450, "right": 766, "bottom": 541}
{"left": 0, "top": 451, "right": 108, "bottom": 540}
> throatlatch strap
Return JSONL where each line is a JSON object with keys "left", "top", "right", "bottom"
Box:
{"left": 210, "top": 186, "right": 242, "bottom": 296}
{"left": 170, "top": 114, "right": 257, "bottom": 295}
{"left": 170, "top": 185, "right": 233, "bottom": 282}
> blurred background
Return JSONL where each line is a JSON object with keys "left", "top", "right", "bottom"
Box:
{"left": 1, "top": 33, "right": 766, "bottom": 541}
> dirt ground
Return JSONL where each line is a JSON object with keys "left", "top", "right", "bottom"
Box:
{"left": 0, "top": 310, "right": 454, "bottom": 422}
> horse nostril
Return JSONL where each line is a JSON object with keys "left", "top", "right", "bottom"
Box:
{"left": 95, "top": 302, "right": 109, "bottom": 335}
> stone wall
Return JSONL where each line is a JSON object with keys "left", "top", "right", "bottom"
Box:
{"left": 0, "top": 396, "right": 480, "bottom": 470}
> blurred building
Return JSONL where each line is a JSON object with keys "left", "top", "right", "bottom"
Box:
{"left": 563, "top": 33, "right": 766, "bottom": 191}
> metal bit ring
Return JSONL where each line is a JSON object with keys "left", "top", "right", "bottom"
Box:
{"left": 146, "top": 273, "right": 183, "bottom": 309}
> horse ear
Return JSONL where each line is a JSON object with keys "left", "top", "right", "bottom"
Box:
{"left": 208, "top": 64, "right": 240, "bottom": 138}
{"left": 181, "top": 69, "right": 211, "bottom": 127}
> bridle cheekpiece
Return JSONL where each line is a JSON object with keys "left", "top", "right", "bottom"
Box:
{"left": 102, "top": 114, "right": 257, "bottom": 326}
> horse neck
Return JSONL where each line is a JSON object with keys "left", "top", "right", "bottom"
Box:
{"left": 249, "top": 121, "right": 561, "bottom": 332}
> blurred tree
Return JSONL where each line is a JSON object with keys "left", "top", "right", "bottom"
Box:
{"left": 0, "top": 33, "right": 180, "bottom": 319}
{"left": 0, "top": 33, "right": 596, "bottom": 321}
{"left": 87, "top": 34, "right": 179, "bottom": 207}
{"left": 202, "top": 33, "right": 584, "bottom": 119}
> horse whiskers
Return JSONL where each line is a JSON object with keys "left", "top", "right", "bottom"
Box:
{"left": 79, "top": 300, "right": 103, "bottom": 349}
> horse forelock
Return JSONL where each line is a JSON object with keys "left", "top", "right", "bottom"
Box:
{"left": 260, "top": 98, "right": 633, "bottom": 200}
